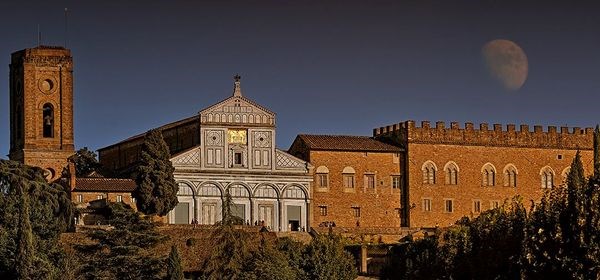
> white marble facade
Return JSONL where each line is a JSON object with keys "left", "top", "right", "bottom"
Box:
{"left": 167, "top": 77, "right": 312, "bottom": 231}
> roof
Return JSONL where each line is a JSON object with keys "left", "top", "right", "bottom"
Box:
{"left": 98, "top": 115, "right": 198, "bottom": 151}
{"left": 73, "top": 178, "right": 136, "bottom": 193}
{"left": 295, "top": 134, "right": 403, "bottom": 152}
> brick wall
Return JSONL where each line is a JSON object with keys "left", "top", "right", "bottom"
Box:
{"left": 308, "top": 150, "right": 402, "bottom": 228}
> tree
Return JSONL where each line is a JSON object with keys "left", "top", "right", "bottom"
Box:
{"left": 65, "top": 147, "right": 102, "bottom": 177}
{"left": 202, "top": 193, "right": 254, "bottom": 279}
{"left": 15, "top": 186, "right": 34, "bottom": 280}
{"left": 248, "top": 236, "right": 296, "bottom": 280}
{"left": 302, "top": 234, "right": 357, "bottom": 280}
{"left": 0, "top": 160, "right": 74, "bottom": 279}
{"left": 167, "top": 245, "right": 184, "bottom": 280}
{"left": 74, "top": 202, "right": 167, "bottom": 280}
{"left": 134, "top": 129, "right": 178, "bottom": 216}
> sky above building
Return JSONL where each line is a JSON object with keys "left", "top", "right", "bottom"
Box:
{"left": 1, "top": 1, "right": 599, "bottom": 158}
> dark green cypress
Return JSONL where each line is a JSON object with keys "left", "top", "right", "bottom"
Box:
{"left": 167, "top": 245, "right": 184, "bottom": 280}
{"left": 15, "top": 186, "right": 34, "bottom": 280}
{"left": 134, "top": 129, "right": 178, "bottom": 216}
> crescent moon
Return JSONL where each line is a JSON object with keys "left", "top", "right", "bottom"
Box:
{"left": 482, "top": 39, "right": 528, "bottom": 91}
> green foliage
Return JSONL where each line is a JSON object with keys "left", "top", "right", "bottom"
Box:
{"left": 74, "top": 202, "right": 168, "bottom": 280}
{"left": 302, "top": 234, "right": 357, "bottom": 280}
{"left": 247, "top": 237, "right": 297, "bottom": 280}
{"left": 0, "top": 160, "right": 74, "bottom": 279}
{"left": 202, "top": 193, "right": 254, "bottom": 279}
{"left": 381, "top": 198, "right": 526, "bottom": 280}
{"left": 167, "top": 245, "right": 184, "bottom": 280}
{"left": 65, "top": 147, "right": 102, "bottom": 177}
{"left": 134, "top": 129, "right": 178, "bottom": 216}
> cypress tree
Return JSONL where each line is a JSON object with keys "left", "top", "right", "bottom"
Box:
{"left": 167, "top": 245, "right": 184, "bottom": 280}
{"left": 134, "top": 129, "right": 178, "bottom": 216}
{"left": 15, "top": 186, "right": 34, "bottom": 280}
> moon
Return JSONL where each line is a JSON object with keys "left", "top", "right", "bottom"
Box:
{"left": 482, "top": 39, "right": 528, "bottom": 91}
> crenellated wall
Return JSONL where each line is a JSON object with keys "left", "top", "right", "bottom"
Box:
{"left": 374, "top": 120, "right": 594, "bottom": 150}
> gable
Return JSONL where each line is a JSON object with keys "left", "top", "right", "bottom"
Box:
{"left": 275, "top": 149, "right": 310, "bottom": 171}
{"left": 200, "top": 96, "right": 275, "bottom": 126}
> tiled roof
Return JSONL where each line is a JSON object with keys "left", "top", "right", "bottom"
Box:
{"left": 73, "top": 178, "right": 136, "bottom": 193}
{"left": 296, "top": 134, "right": 402, "bottom": 152}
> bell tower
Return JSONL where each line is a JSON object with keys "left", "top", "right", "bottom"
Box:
{"left": 9, "top": 46, "right": 75, "bottom": 181}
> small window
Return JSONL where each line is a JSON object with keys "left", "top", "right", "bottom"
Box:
{"left": 444, "top": 199, "right": 454, "bottom": 213}
{"left": 77, "top": 194, "right": 83, "bottom": 203}
{"left": 504, "top": 165, "right": 518, "bottom": 187}
{"left": 42, "top": 103, "right": 54, "bottom": 138}
{"left": 392, "top": 176, "right": 401, "bottom": 189}
{"left": 97, "top": 194, "right": 103, "bottom": 200}
{"left": 557, "top": 155, "right": 563, "bottom": 160}
{"left": 352, "top": 207, "right": 361, "bottom": 218}
{"left": 343, "top": 175, "right": 355, "bottom": 188}
{"left": 423, "top": 198, "right": 432, "bottom": 212}
{"left": 131, "top": 196, "right": 136, "bottom": 203}
{"left": 234, "top": 152, "right": 242, "bottom": 165}
{"left": 319, "top": 206, "right": 328, "bottom": 216}
{"left": 116, "top": 195, "right": 123, "bottom": 203}
{"left": 473, "top": 200, "right": 481, "bottom": 214}
{"left": 365, "top": 174, "right": 375, "bottom": 188}
{"left": 491, "top": 200, "right": 500, "bottom": 209}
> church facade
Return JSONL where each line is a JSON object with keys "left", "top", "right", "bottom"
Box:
{"left": 98, "top": 77, "right": 313, "bottom": 231}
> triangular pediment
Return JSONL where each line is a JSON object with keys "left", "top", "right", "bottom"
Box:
{"left": 170, "top": 146, "right": 200, "bottom": 167}
{"left": 200, "top": 95, "right": 275, "bottom": 126}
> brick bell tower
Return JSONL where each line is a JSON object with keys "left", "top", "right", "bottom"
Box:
{"left": 9, "top": 46, "right": 75, "bottom": 181}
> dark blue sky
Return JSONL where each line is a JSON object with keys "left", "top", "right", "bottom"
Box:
{"left": 1, "top": 1, "right": 599, "bottom": 158}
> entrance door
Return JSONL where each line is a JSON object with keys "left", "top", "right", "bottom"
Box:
{"left": 287, "top": 205, "right": 302, "bottom": 231}
{"left": 202, "top": 203, "right": 216, "bottom": 225}
{"left": 174, "top": 202, "right": 190, "bottom": 224}
{"left": 258, "top": 204, "right": 274, "bottom": 229}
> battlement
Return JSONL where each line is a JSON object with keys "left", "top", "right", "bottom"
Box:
{"left": 373, "top": 120, "right": 594, "bottom": 150}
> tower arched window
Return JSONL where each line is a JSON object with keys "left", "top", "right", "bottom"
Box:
{"left": 481, "top": 163, "right": 496, "bottom": 186}
{"left": 503, "top": 164, "right": 518, "bottom": 187}
{"left": 421, "top": 161, "right": 437, "bottom": 185}
{"left": 541, "top": 166, "right": 555, "bottom": 189}
{"left": 42, "top": 103, "right": 54, "bottom": 138}
{"left": 444, "top": 161, "right": 459, "bottom": 185}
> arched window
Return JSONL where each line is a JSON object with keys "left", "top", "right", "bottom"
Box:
{"left": 315, "top": 166, "right": 330, "bottom": 188}
{"left": 421, "top": 161, "right": 437, "bottom": 185}
{"left": 541, "top": 166, "right": 555, "bottom": 189}
{"left": 503, "top": 164, "right": 518, "bottom": 187}
{"left": 444, "top": 162, "right": 459, "bottom": 185}
{"left": 42, "top": 103, "right": 54, "bottom": 138}
{"left": 481, "top": 163, "right": 496, "bottom": 186}
{"left": 561, "top": 167, "right": 571, "bottom": 186}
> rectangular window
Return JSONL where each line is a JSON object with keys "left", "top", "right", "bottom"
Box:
{"left": 234, "top": 152, "right": 242, "bottom": 165}
{"left": 97, "top": 194, "right": 103, "bottom": 200}
{"left": 319, "top": 206, "right": 328, "bottom": 216}
{"left": 366, "top": 175, "right": 375, "bottom": 188}
{"left": 343, "top": 175, "right": 355, "bottom": 188}
{"left": 207, "top": 148, "right": 214, "bottom": 164}
{"left": 317, "top": 174, "right": 329, "bottom": 188}
{"left": 116, "top": 195, "right": 123, "bottom": 203}
{"left": 262, "top": 150, "right": 269, "bottom": 166}
{"left": 77, "top": 194, "right": 83, "bottom": 203}
{"left": 473, "top": 200, "right": 481, "bottom": 214}
{"left": 423, "top": 198, "right": 432, "bottom": 212}
{"left": 392, "top": 176, "right": 401, "bottom": 189}
{"left": 254, "top": 150, "right": 261, "bottom": 166}
{"left": 444, "top": 199, "right": 454, "bottom": 213}
{"left": 352, "top": 207, "right": 361, "bottom": 218}
{"left": 131, "top": 196, "right": 136, "bottom": 203}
